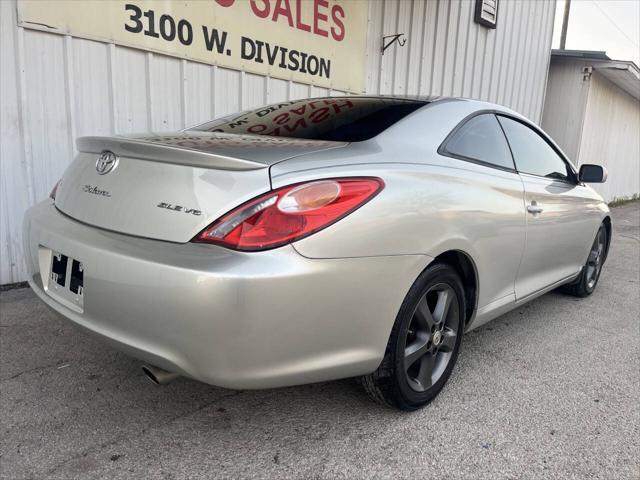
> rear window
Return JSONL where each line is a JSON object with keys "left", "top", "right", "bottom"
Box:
{"left": 190, "top": 97, "right": 427, "bottom": 142}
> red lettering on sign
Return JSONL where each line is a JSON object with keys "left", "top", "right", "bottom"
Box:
{"left": 313, "top": 0, "right": 329, "bottom": 38}
{"left": 250, "top": 0, "right": 270, "bottom": 18}
{"left": 272, "top": 0, "right": 294, "bottom": 27}
{"left": 295, "top": 0, "right": 311, "bottom": 32}
{"left": 216, "top": 0, "right": 348, "bottom": 41}
{"left": 331, "top": 5, "right": 344, "bottom": 41}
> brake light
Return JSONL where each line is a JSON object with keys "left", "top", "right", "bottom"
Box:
{"left": 194, "top": 177, "right": 384, "bottom": 251}
{"left": 49, "top": 180, "right": 61, "bottom": 200}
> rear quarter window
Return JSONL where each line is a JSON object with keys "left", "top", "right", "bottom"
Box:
{"left": 441, "top": 114, "right": 515, "bottom": 170}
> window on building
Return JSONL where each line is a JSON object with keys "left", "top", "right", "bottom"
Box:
{"left": 442, "top": 114, "right": 515, "bottom": 170}
{"left": 497, "top": 116, "right": 573, "bottom": 182}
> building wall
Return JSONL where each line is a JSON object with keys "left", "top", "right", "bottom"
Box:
{"left": 541, "top": 58, "right": 590, "bottom": 161}
{"left": 366, "top": 0, "right": 556, "bottom": 121}
{"left": 542, "top": 59, "right": 640, "bottom": 202}
{"left": 0, "top": 0, "right": 556, "bottom": 284}
{"left": 579, "top": 72, "right": 640, "bottom": 202}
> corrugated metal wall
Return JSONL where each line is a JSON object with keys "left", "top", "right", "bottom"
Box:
{"left": 540, "top": 57, "right": 591, "bottom": 161}
{"left": 542, "top": 58, "right": 640, "bottom": 202}
{"left": 365, "top": 0, "right": 556, "bottom": 119}
{"left": 0, "top": 0, "right": 556, "bottom": 283}
{"left": 579, "top": 72, "right": 640, "bottom": 202}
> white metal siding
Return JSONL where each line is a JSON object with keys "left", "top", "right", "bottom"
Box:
{"left": 541, "top": 58, "right": 591, "bottom": 161}
{"left": 366, "top": 0, "right": 556, "bottom": 120}
{"left": 579, "top": 72, "right": 640, "bottom": 202}
{"left": 1, "top": 0, "right": 555, "bottom": 283}
{"left": 542, "top": 59, "right": 640, "bottom": 202}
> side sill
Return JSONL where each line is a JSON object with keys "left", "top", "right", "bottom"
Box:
{"left": 466, "top": 293, "right": 516, "bottom": 332}
{"left": 515, "top": 272, "right": 581, "bottom": 306}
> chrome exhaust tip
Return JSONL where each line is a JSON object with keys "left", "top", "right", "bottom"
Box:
{"left": 141, "top": 365, "right": 179, "bottom": 385}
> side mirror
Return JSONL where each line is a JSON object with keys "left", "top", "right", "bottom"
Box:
{"left": 579, "top": 164, "right": 608, "bottom": 183}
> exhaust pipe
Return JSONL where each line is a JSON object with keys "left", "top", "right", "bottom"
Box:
{"left": 141, "top": 365, "right": 179, "bottom": 385}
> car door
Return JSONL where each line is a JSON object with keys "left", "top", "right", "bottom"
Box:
{"left": 439, "top": 113, "right": 526, "bottom": 310}
{"left": 497, "top": 115, "right": 600, "bottom": 300}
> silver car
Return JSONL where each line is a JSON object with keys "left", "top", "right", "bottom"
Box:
{"left": 23, "top": 96, "right": 610, "bottom": 410}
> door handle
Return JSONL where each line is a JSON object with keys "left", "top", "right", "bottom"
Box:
{"left": 527, "top": 202, "right": 543, "bottom": 214}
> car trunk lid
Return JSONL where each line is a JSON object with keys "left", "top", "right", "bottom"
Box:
{"left": 54, "top": 132, "right": 346, "bottom": 243}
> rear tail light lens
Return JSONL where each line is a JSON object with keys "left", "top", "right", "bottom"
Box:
{"left": 194, "top": 177, "right": 384, "bottom": 251}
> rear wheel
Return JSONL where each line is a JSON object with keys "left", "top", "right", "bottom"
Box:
{"left": 360, "top": 263, "right": 465, "bottom": 410}
{"left": 562, "top": 224, "right": 608, "bottom": 297}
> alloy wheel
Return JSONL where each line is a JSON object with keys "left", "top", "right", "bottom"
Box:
{"left": 586, "top": 228, "right": 606, "bottom": 290}
{"left": 403, "top": 283, "right": 460, "bottom": 392}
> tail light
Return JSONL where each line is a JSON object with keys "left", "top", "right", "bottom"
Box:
{"left": 194, "top": 177, "right": 384, "bottom": 251}
{"left": 49, "top": 180, "right": 61, "bottom": 200}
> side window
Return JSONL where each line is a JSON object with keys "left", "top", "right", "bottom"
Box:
{"left": 442, "top": 114, "right": 515, "bottom": 170}
{"left": 497, "top": 116, "right": 572, "bottom": 181}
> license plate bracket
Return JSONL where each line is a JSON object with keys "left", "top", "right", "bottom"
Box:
{"left": 42, "top": 248, "right": 84, "bottom": 312}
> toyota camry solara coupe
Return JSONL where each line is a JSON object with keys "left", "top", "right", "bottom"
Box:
{"left": 24, "top": 96, "right": 610, "bottom": 410}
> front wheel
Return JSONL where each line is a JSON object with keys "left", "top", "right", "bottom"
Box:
{"left": 360, "top": 263, "right": 465, "bottom": 410}
{"left": 562, "top": 224, "right": 608, "bottom": 297}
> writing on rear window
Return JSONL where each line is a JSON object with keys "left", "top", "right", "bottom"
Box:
{"left": 191, "top": 97, "right": 427, "bottom": 142}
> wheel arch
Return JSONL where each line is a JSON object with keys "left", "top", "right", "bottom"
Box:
{"left": 431, "top": 249, "right": 479, "bottom": 328}
{"left": 602, "top": 215, "right": 612, "bottom": 260}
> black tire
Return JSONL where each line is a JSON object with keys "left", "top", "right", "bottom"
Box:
{"left": 561, "top": 224, "right": 608, "bottom": 298}
{"left": 360, "top": 263, "right": 465, "bottom": 410}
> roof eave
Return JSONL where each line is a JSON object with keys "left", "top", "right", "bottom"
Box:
{"left": 551, "top": 50, "right": 640, "bottom": 101}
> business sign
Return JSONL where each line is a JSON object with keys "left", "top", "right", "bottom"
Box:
{"left": 17, "top": 0, "right": 368, "bottom": 92}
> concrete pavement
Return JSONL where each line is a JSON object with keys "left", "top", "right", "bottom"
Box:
{"left": 1, "top": 202, "right": 638, "bottom": 479}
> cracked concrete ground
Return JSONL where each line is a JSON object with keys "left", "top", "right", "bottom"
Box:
{"left": 1, "top": 202, "right": 638, "bottom": 479}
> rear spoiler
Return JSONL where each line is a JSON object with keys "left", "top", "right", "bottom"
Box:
{"left": 77, "top": 136, "right": 267, "bottom": 171}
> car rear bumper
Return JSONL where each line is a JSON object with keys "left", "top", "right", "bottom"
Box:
{"left": 23, "top": 201, "right": 429, "bottom": 389}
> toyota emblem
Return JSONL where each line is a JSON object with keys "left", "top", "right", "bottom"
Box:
{"left": 96, "top": 151, "right": 118, "bottom": 175}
